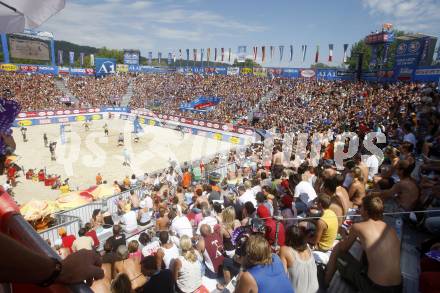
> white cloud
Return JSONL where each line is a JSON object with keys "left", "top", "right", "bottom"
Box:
{"left": 38, "top": 0, "right": 265, "bottom": 54}
{"left": 362, "top": 0, "right": 440, "bottom": 33}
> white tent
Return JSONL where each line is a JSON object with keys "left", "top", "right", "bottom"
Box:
{"left": 0, "top": 0, "right": 65, "bottom": 33}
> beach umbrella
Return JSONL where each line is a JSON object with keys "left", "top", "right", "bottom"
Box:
{"left": 0, "top": 0, "right": 65, "bottom": 33}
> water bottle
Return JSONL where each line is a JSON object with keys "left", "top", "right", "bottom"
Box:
{"left": 395, "top": 217, "right": 403, "bottom": 240}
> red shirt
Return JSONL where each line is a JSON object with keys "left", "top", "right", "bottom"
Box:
{"left": 203, "top": 225, "right": 224, "bottom": 274}
{"left": 62, "top": 235, "right": 76, "bottom": 252}
{"left": 86, "top": 230, "right": 100, "bottom": 247}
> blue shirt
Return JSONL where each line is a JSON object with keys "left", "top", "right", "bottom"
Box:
{"left": 247, "top": 254, "right": 294, "bottom": 293}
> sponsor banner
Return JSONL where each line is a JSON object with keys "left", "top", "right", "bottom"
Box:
{"left": 58, "top": 66, "right": 70, "bottom": 75}
{"left": 14, "top": 114, "right": 103, "bottom": 127}
{"left": 267, "top": 68, "right": 283, "bottom": 77}
{"left": 100, "top": 107, "right": 129, "bottom": 112}
{"left": 19, "top": 64, "right": 38, "bottom": 73}
{"left": 241, "top": 67, "right": 252, "bottom": 75}
{"left": 253, "top": 67, "right": 267, "bottom": 77}
{"left": 116, "top": 64, "right": 129, "bottom": 73}
{"left": 59, "top": 97, "right": 71, "bottom": 103}
{"left": 214, "top": 67, "right": 227, "bottom": 75}
{"left": 204, "top": 67, "right": 216, "bottom": 74}
{"left": 38, "top": 65, "right": 57, "bottom": 75}
{"left": 9, "top": 38, "right": 50, "bottom": 61}
{"left": 414, "top": 66, "right": 440, "bottom": 82}
{"left": 18, "top": 108, "right": 102, "bottom": 118}
{"left": 300, "top": 69, "right": 316, "bottom": 79}
{"left": 69, "top": 68, "right": 87, "bottom": 75}
{"left": 123, "top": 51, "right": 140, "bottom": 65}
{"left": 0, "top": 63, "right": 18, "bottom": 72}
{"left": 95, "top": 58, "right": 116, "bottom": 77}
{"left": 190, "top": 67, "right": 205, "bottom": 74}
{"left": 227, "top": 67, "right": 240, "bottom": 75}
{"left": 316, "top": 69, "right": 353, "bottom": 80}
{"left": 281, "top": 68, "right": 299, "bottom": 78}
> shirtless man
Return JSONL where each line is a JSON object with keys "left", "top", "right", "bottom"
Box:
{"left": 325, "top": 195, "right": 402, "bottom": 293}
{"left": 91, "top": 263, "right": 111, "bottom": 293}
{"left": 129, "top": 190, "right": 140, "bottom": 210}
{"left": 156, "top": 207, "right": 170, "bottom": 232}
{"left": 348, "top": 167, "right": 366, "bottom": 207}
{"left": 354, "top": 154, "right": 369, "bottom": 185}
{"left": 114, "top": 245, "right": 146, "bottom": 290}
{"left": 323, "top": 176, "right": 348, "bottom": 226}
{"left": 372, "top": 160, "right": 419, "bottom": 212}
{"left": 272, "top": 146, "right": 283, "bottom": 169}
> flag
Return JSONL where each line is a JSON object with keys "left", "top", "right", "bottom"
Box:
{"left": 262, "top": 46, "right": 266, "bottom": 63}
{"left": 167, "top": 52, "right": 172, "bottom": 65}
{"left": 158, "top": 52, "right": 162, "bottom": 64}
{"left": 270, "top": 46, "right": 274, "bottom": 60}
{"left": 302, "top": 45, "right": 307, "bottom": 63}
{"left": 237, "top": 46, "right": 246, "bottom": 63}
{"left": 221, "top": 48, "right": 225, "bottom": 62}
{"left": 179, "top": 49, "right": 182, "bottom": 60}
{"left": 80, "top": 52, "right": 84, "bottom": 66}
{"left": 90, "top": 54, "right": 94, "bottom": 66}
{"left": 186, "top": 49, "right": 190, "bottom": 62}
{"left": 148, "top": 52, "right": 153, "bottom": 65}
{"left": 69, "top": 51, "right": 74, "bottom": 65}
{"left": 328, "top": 44, "right": 334, "bottom": 62}
{"left": 58, "top": 50, "right": 63, "bottom": 65}
{"left": 228, "top": 48, "right": 231, "bottom": 62}
{"left": 193, "top": 49, "right": 197, "bottom": 62}
{"left": 315, "top": 45, "right": 319, "bottom": 63}
{"left": 253, "top": 46, "right": 258, "bottom": 61}
{"left": 173, "top": 52, "right": 176, "bottom": 63}
{"left": 289, "top": 45, "right": 293, "bottom": 62}
{"left": 207, "top": 48, "right": 211, "bottom": 62}
{"left": 436, "top": 46, "right": 440, "bottom": 61}
{"left": 279, "top": 45, "right": 284, "bottom": 62}
{"left": 343, "top": 44, "right": 349, "bottom": 63}
{"left": 214, "top": 48, "right": 217, "bottom": 61}
{"left": 200, "top": 48, "right": 204, "bottom": 63}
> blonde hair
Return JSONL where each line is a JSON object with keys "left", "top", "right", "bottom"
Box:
{"left": 245, "top": 234, "right": 272, "bottom": 268}
{"left": 222, "top": 206, "right": 236, "bottom": 230}
{"left": 127, "top": 240, "right": 139, "bottom": 253}
{"left": 180, "top": 235, "right": 197, "bottom": 263}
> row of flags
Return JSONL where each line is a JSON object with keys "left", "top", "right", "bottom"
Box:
{"left": 56, "top": 44, "right": 351, "bottom": 67}
{"left": 58, "top": 50, "right": 92, "bottom": 66}
{"left": 158, "top": 44, "right": 350, "bottom": 64}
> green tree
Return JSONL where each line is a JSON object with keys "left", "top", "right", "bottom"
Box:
{"left": 310, "top": 62, "right": 339, "bottom": 69}
{"left": 232, "top": 58, "right": 261, "bottom": 68}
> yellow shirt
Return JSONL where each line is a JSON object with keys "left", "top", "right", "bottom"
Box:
{"left": 318, "top": 209, "right": 338, "bottom": 251}
{"left": 60, "top": 184, "right": 70, "bottom": 194}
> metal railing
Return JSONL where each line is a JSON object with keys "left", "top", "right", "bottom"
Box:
{"left": 39, "top": 214, "right": 81, "bottom": 247}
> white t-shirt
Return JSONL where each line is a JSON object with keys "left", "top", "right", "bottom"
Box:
{"left": 365, "top": 155, "right": 379, "bottom": 181}
{"left": 121, "top": 210, "right": 138, "bottom": 233}
{"left": 294, "top": 181, "right": 317, "bottom": 206}
{"left": 238, "top": 189, "right": 257, "bottom": 207}
{"left": 171, "top": 216, "right": 193, "bottom": 238}
{"left": 141, "top": 240, "right": 161, "bottom": 257}
{"left": 144, "top": 196, "right": 153, "bottom": 209}
{"left": 196, "top": 216, "right": 218, "bottom": 235}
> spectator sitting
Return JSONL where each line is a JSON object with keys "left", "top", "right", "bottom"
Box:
{"left": 257, "top": 204, "right": 285, "bottom": 247}
{"left": 138, "top": 200, "right": 151, "bottom": 226}
{"left": 91, "top": 209, "right": 105, "bottom": 230}
{"left": 110, "top": 272, "right": 132, "bottom": 293}
{"left": 58, "top": 227, "right": 76, "bottom": 253}
{"left": 102, "top": 238, "right": 121, "bottom": 265}
{"left": 140, "top": 255, "right": 175, "bottom": 293}
{"left": 128, "top": 240, "right": 142, "bottom": 262}
{"left": 120, "top": 204, "right": 138, "bottom": 233}
{"left": 171, "top": 235, "right": 204, "bottom": 293}
{"left": 309, "top": 194, "right": 338, "bottom": 255}
{"left": 114, "top": 245, "right": 147, "bottom": 290}
{"left": 108, "top": 225, "right": 126, "bottom": 252}
{"left": 156, "top": 231, "right": 180, "bottom": 270}
{"left": 71, "top": 227, "right": 94, "bottom": 252}
{"left": 84, "top": 222, "right": 100, "bottom": 248}
{"left": 197, "top": 224, "right": 224, "bottom": 279}
{"left": 279, "top": 225, "right": 319, "bottom": 293}
{"left": 140, "top": 231, "right": 161, "bottom": 257}
{"left": 196, "top": 203, "right": 218, "bottom": 235}
{"left": 234, "top": 234, "right": 293, "bottom": 293}
{"left": 169, "top": 209, "right": 193, "bottom": 238}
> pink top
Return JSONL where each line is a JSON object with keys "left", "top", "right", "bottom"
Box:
{"left": 129, "top": 250, "right": 142, "bottom": 260}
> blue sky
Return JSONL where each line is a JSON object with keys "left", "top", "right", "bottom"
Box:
{"left": 40, "top": 0, "right": 440, "bottom": 67}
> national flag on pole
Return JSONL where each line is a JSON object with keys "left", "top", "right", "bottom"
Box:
{"left": 207, "top": 48, "right": 211, "bottom": 62}
{"left": 221, "top": 48, "right": 224, "bottom": 62}
{"left": 90, "top": 54, "right": 94, "bottom": 66}
{"left": 58, "top": 50, "right": 63, "bottom": 65}
{"left": 80, "top": 52, "right": 84, "bottom": 66}
{"left": 253, "top": 47, "right": 258, "bottom": 61}
{"left": 158, "top": 52, "right": 162, "bottom": 64}
{"left": 167, "top": 52, "right": 172, "bottom": 65}
{"left": 270, "top": 46, "right": 274, "bottom": 60}
{"left": 279, "top": 45, "right": 284, "bottom": 62}
{"left": 315, "top": 45, "right": 319, "bottom": 63}
{"left": 228, "top": 48, "right": 231, "bottom": 62}
{"left": 302, "top": 45, "right": 307, "bottom": 63}
{"left": 69, "top": 51, "right": 74, "bottom": 65}
{"left": 289, "top": 45, "right": 293, "bottom": 62}
{"left": 148, "top": 52, "right": 152, "bottom": 65}
{"left": 186, "top": 49, "right": 190, "bottom": 62}
{"left": 328, "top": 44, "right": 334, "bottom": 62}
{"left": 262, "top": 46, "right": 266, "bottom": 63}
{"left": 200, "top": 48, "right": 204, "bottom": 63}
{"left": 343, "top": 44, "right": 349, "bottom": 63}
{"left": 193, "top": 49, "right": 197, "bottom": 62}
{"left": 179, "top": 49, "right": 182, "bottom": 60}
{"left": 214, "top": 48, "right": 217, "bottom": 61}
{"left": 173, "top": 52, "right": 176, "bottom": 63}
